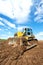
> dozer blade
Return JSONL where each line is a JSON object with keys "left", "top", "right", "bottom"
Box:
{"left": 26, "top": 44, "right": 37, "bottom": 50}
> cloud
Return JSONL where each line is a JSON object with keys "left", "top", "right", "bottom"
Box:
{"left": 3, "top": 19, "right": 16, "bottom": 29}
{"left": 0, "top": 0, "right": 13, "bottom": 18}
{"left": 13, "top": 0, "right": 33, "bottom": 24}
{"left": 34, "top": 0, "right": 43, "bottom": 22}
{"left": 0, "top": 18, "right": 5, "bottom": 26}
{"left": 35, "top": 32, "right": 43, "bottom": 40}
{"left": 17, "top": 26, "right": 31, "bottom": 31}
{"left": 0, "top": 34, "right": 13, "bottom": 39}
{"left": 0, "top": 21, "right": 4, "bottom": 26}
{"left": 0, "top": 17, "right": 16, "bottom": 29}
{"left": 0, "top": 0, "right": 33, "bottom": 24}
{"left": 0, "top": 31, "right": 13, "bottom": 39}
{"left": 0, "top": 29, "right": 2, "bottom": 30}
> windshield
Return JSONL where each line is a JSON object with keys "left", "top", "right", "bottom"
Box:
{"left": 23, "top": 28, "right": 33, "bottom": 35}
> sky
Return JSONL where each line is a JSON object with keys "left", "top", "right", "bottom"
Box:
{"left": 0, "top": 0, "right": 43, "bottom": 40}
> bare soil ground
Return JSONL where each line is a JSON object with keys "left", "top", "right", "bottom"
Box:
{"left": 0, "top": 40, "right": 43, "bottom": 65}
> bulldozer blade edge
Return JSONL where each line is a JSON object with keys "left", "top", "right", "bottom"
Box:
{"left": 26, "top": 44, "right": 37, "bottom": 50}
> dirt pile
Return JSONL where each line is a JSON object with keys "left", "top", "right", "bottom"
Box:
{"left": 0, "top": 40, "right": 43, "bottom": 65}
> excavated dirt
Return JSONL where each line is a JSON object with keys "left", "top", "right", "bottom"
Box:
{"left": 0, "top": 40, "right": 43, "bottom": 65}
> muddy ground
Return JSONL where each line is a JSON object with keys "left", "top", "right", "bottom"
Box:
{"left": 0, "top": 40, "right": 43, "bottom": 65}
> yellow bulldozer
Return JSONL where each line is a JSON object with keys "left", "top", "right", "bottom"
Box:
{"left": 7, "top": 27, "right": 38, "bottom": 59}
{"left": 14, "top": 28, "right": 38, "bottom": 50}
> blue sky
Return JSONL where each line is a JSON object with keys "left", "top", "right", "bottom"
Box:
{"left": 0, "top": 0, "right": 43, "bottom": 40}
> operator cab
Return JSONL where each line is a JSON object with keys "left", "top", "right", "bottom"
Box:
{"left": 23, "top": 28, "right": 33, "bottom": 36}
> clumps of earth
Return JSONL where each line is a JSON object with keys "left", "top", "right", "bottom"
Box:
{"left": 0, "top": 39, "right": 43, "bottom": 65}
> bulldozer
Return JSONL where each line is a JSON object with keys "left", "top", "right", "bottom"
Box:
{"left": 7, "top": 27, "right": 38, "bottom": 59}
{"left": 14, "top": 28, "right": 38, "bottom": 50}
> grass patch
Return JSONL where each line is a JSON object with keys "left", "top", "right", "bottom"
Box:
{"left": 0, "top": 39, "right": 7, "bottom": 42}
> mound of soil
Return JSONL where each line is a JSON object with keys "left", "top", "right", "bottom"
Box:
{"left": 0, "top": 40, "right": 43, "bottom": 65}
